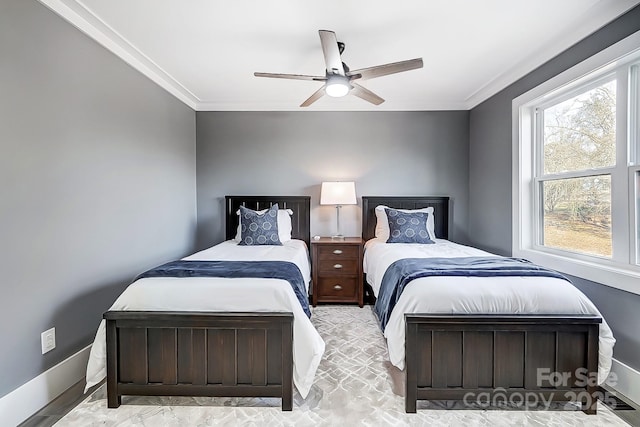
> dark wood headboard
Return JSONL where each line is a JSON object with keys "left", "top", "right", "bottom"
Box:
{"left": 225, "top": 196, "right": 311, "bottom": 247}
{"left": 361, "top": 196, "right": 449, "bottom": 241}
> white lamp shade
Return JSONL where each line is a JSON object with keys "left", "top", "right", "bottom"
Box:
{"left": 320, "top": 181, "right": 357, "bottom": 205}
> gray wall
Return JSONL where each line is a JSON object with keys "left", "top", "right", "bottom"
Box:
{"left": 571, "top": 278, "right": 640, "bottom": 371}
{"left": 468, "top": 5, "right": 640, "bottom": 370}
{"left": 0, "top": 0, "right": 197, "bottom": 397}
{"left": 196, "top": 111, "right": 469, "bottom": 249}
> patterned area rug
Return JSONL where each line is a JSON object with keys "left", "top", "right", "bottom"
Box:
{"left": 56, "top": 306, "right": 627, "bottom": 426}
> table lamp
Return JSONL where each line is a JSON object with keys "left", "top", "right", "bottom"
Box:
{"left": 320, "top": 181, "right": 357, "bottom": 240}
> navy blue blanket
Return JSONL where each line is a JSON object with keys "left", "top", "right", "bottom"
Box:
{"left": 136, "top": 260, "right": 311, "bottom": 318}
{"left": 374, "top": 256, "right": 570, "bottom": 330}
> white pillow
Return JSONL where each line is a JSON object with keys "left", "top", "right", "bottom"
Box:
{"left": 374, "top": 205, "right": 436, "bottom": 241}
{"left": 235, "top": 208, "right": 293, "bottom": 242}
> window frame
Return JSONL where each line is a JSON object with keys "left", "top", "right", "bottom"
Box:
{"left": 512, "top": 30, "right": 640, "bottom": 296}
{"left": 632, "top": 165, "right": 640, "bottom": 265}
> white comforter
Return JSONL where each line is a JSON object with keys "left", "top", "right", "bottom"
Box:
{"left": 85, "top": 239, "right": 325, "bottom": 398}
{"left": 363, "top": 238, "right": 615, "bottom": 383}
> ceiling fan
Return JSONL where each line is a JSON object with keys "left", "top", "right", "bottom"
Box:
{"left": 254, "top": 30, "right": 423, "bottom": 107}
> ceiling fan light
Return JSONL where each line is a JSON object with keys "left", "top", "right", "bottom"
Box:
{"left": 325, "top": 76, "right": 350, "bottom": 97}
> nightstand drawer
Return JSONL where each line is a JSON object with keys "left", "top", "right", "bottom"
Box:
{"left": 316, "top": 259, "right": 359, "bottom": 275}
{"left": 310, "top": 237, "right": 364, "bottom": 307}
{"left": 316, "top": 245, "right": 359, "bottom": 261}
{"left": 316, "top": 277, "right": 358, "bottom": 299}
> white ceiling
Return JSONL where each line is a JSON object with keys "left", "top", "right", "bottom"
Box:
{"left": 40, "top": 0, "right": 640, "bottom": 111}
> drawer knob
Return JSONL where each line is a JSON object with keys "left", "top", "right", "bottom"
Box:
{"left": 333, "top": 264, "right": 343, "bottom": 269}
{"left": 333, "top": 284, "right": 343, "bottom": 290}
{"left": 333, "top": 249, "right": 343, "bottom": 255}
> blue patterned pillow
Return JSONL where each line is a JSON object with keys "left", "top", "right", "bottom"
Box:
{"left": 238, "top": 204, "right": 282, "bottom": 246}
{"left": 385, "top": 208, "right": 435, "bottom": 244}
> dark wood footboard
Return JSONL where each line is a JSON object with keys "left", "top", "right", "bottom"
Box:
{"left": 105, "top": 311, "right": 294, "bottom": 410}
{"left": 405, "top": 314, "right": 601, "bottom": 414}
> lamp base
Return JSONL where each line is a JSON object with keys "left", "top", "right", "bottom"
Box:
{"left": 331, "top": 234, "right": 346, "bottom": 241}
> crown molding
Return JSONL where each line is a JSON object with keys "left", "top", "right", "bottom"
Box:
{"left": 38, "top": 0, "right": 199, "bottom": 110}
{"left": 38, "top": 0, "right": 640, "bottom": 112}
{"left": 465, "top": 0, "right": 639, "bottom": 109}
{"left": 195, "top": 100, "right": 470, "bottom": 112}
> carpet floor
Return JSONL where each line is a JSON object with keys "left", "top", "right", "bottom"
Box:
{"left": 55, "top": 306, "right": 628, "bottom": 426}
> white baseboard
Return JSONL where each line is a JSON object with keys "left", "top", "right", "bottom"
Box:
{"left": 0, "top": 347, "right": 636, "bottom": 426}
{"left": 0, "top": 345, "right": 91, "bottom": 427}
{"left": 609, "top": 357, "right": 640, "bottom": 407}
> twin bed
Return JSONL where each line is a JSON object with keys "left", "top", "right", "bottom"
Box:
{"left": 361, "top": 196, "right": 614, "bottom": 414}
{"left": 84, "top": 194, "right": 614, "bottom": 415}
{"left": 84, "top": 196, "right": 323, "bottom": 411}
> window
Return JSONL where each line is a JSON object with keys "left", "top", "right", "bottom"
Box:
{"left": 636, "top": 169, "right": 640, "bottom": 264}
{"left": 538, "top": 78, "right": 616, "bottom": 258}
{"left": 513, "top": 32, "right": 640, "bottom": 295}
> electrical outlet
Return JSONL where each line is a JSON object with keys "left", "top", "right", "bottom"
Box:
{"left": 41, "top": 327, "right": 55, "bottom": 354}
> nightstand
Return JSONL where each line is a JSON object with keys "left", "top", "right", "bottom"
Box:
{"left": 311, "top": 237, "right": 364, "bottom": 307}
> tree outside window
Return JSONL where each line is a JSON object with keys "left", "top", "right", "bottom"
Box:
{"left": 539, "top": 80, "right": 616, "bottom": 257}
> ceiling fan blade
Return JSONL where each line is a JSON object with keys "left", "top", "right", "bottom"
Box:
{"left": 254, "top": 72, "right": 326, "bottom": 81}
{"left": 348, "top": 58, "right": 423, "bottom": 81}
{"left": 319, "top": 30, "right": 345, "bottom": 76}
{"left": 300, "top": 86, "right": 324, "bottom": 107}
{"left": 300, "top": 86, "right": 326, "bottom": 107}
{"left": 350, "top": 82, "right": 384, "bottom": 105}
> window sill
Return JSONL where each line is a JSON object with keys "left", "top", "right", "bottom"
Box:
{"left": 513, "top": 247, "right": 640, "bottom": 296}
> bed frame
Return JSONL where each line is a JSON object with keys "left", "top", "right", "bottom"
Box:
{"left": 105, "top": 195, "right": 311, "bottom": 411}
{"left": 361, "top": 196, "right": 601, "bottom": 414}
